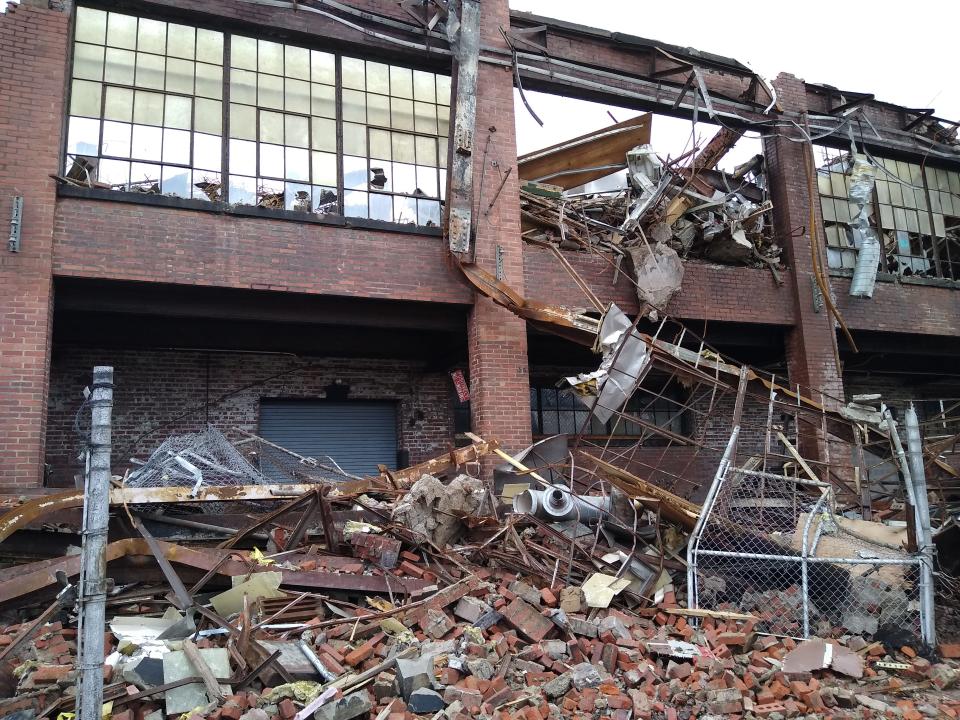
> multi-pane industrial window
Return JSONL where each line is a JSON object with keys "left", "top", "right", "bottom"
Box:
{"left": 65, "top": 7, "right": 450, "bottom": 226}
{"left": 817, "top": 146, "right": 960, "bottom": 280}
{"left": 530, "top": 386, "right": 687, "bottom": 441}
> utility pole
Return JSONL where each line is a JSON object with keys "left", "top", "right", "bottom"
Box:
{"left": 76, "top": 366, "right": 113, "bottom": 720}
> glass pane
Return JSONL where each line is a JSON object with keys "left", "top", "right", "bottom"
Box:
{"left": 438, "top": 113, "right": 449, "bottom": 138}
{"left": 415, "top": 135, "right": 437, "bottom": 167}
{"left": 367, "top": 62, "right": 390, "bottom": 94}
{"left": 391, "top": 98, "right": 414, "bottom": 131}
{"left": 229, "top": 139, "right": 256, "bottom": 176}
{"left": 166, "top": 58, "right": 194, "bottom": 94}
{"left": 285, "top": 115, "right": 309, "bottom": 148}
{"left": 258, "top": 40, "right": 284, "bottom": 75}
{"left": 162, "top": 165, "right": 191, "bottom": 197}
{"left": 311, "top": 152, "right": 336, "bottom": 186}
{"left": 343, "top": 155, "right": 367, "bottom": 190}
{"left": 367, "top": 93, "right": 390, "bottom": 127}
{"left": 164, "top": 95, "right": 192, "bottom": 130}
{"left": 71, "top": 79, "right": 102, "bottom": 118}
{"left": 66, "top": 116, "right": 100, "bottom": 156}
{"left": 163, "top": 128, "right": 190, "bottom": 164}
{"left": 104, "top": 47, "right": 136, "bottom": 85}
{"left": 311, "top": 83, "right": 335, "bottom": 119}
{"left": 196, "top": 29, "right": 224, "bottom": 65}
{"left": 286, "top": 147, "right": 309, "bottom": 182}
{"left": 194, "top": 133, "right": 221, "bottom": 171}
{"left": 342, "top": 57, "right": 365, "bottom": 90}
{"left": 413, "top": 70, "right": 436, "bottom": 103}
{"left": 195, "top": 63, "right": 222, "bottom": 100}
{"left": 416, "top": 165, "right": 438, "bottom": 197}
{"left": 107, "top": 13, "right": 137, "bottom": 50}
{"left": 392, "top": 132, "right": 415, "bottom": 164}
{"left": 104, "top": 86, "right": 134, "bottom": 122}
{"left": 417, "top": 199, "right": 440, "bottom": 226}
{"left": 258, "top": 73, "right": 283, "bottom": 110}
{"left": 98, "top": 159, "right": 129, "bottom": 188}
{"left": 285, "top": 45, "right": 310, "bottom": 80}
{"left": 193, "top": 171, "right": 222, "bottom": 201}
{"left": 369, "top": 129, "right": 391, "bottom": 161}
{"left": 259, "top": 110, "right": 284, "bottom": 144}
{"left": 167, "top": 24, "right": 196, "bottom": 60}
{"left": 414, "top": 102, "right": 437, "bottom": 135}
{"left": 73, "top": 43, "right": 104, "bottom": 81}
{"left": 137, "top": 18, "right": 166, "bottom": 55}
{"left": 228, "top": 174, "right": 256, "bottom": 204}
{"left": 131, "top": 124, "right": 162, "bottom": 161}
{"left": 231, "top": 69, "right": 257, "bottom": 105}
{"left": 436, "top": 75, "right": 451, "bottom": 105}
{"left": 370, "top": 193, "right": 392, "bottom": 221}
{"left": 342, "top": 90, "right": 366, "bottom": 123}
{"left": 393, "top": 162, "right": 416, "bottom": 194}
{"left": 133, "top": 90, "right": 164, "bottom": 126}
{"left": 231, "top": 36, "right": 257, "bottom": 71}
{"left": 342, "top": 122, "right": 366, "bottom": 156}
{"left": 194, "top": 98, "right": 222, "bottom": 135}
{"left": 260, "top": 143, "right": 284, "bottom": 178}
{"left": 101, "top": 121, "right": 131, "bottom": 158}
{"left": 314, "top": 186, "right": 338, "bottom": 213}
{"left": 230, "top": 104, "right": 257, "bottom": 140}
{"left": 287, "top": 182, "right": 312, "bottom": 212}
{"left": 311, "top": 50, "right": 335, "bottom": 85}
{"left": 344, "top": 190, "right": 368, "bottom": 218}
{"left": 439, "top": 167, "right": 446, "bottom": 197}
{"left": 135, "top": 52, "right": 165, "bottom": 90}
{"left": 285, "top": 78, "right": 310, "bottom": 115}
{"left": 76, "top": 7, "right": 107, "bottom": 45}
{"left": 390, "top": 66, "right": 412, "bottom": 99}
{"left": 368, "top": 160, "right": 389, "bottom": 190}
{"left": 311, "top": 117, "right": 336, "bottom": 152}
{"left": 258, "top": 180, "right": 285, "bottom": 206}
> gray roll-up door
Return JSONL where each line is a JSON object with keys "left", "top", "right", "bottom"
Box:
{"left": 259, "top": 400, "right": 397, "bottom": 477}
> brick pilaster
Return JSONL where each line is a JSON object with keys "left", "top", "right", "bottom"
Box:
{"left": 0, "top": 1, "right": 70, "bottom": 489}
{"left": 465, "top": 0, "right": 531, "bottom": 458}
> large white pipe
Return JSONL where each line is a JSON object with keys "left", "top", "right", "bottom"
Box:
{"left": 514, "top": 484, "right": 611, "bottom": 522}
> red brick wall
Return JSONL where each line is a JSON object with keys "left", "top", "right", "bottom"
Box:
{"left": 833, "top": 276, "right": 960, "bottom": 336}
{"left": 466, "top": 0, "right": 532, "bottom": 459}
{"left": 0, "top": 1, "right": 70, "bottom": 491}
{"left": 523, "top": 246, "right": 795, "bottom": 325}
{"left": 53, "top": 199, "right": 473, "bottom": 305}
{"left": 45, "top": 345, "right": 457, "bottom": 487}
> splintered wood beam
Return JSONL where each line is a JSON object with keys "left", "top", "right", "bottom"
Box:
{"left": 445, "top": 0, "right": 481, "bottom": 256}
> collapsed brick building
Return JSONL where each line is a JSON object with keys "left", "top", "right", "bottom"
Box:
{"left": 1, "top": 0, "right": 959, "bottom": 497}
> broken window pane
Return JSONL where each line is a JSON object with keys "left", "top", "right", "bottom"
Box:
{"left": 99, "top": 159, "right": 130, "bottom": 188}
{"left": 102, "top": 121, "right": 131, "bottom": 158}
{"left": 107, "top": 13, "right": 137, "bottom": 51}
{"left": 416, "top": 165, "right": 438, "bottom": 197}
{"left": 71, "top": 79, "right": 102, "bottom": 118}
{"left": 229, "top": 139, "right": 257, "bottom": 176}
{"left": 193, "top": 171, "right": 222, "bottom": 201}
{"left": 344, "top": 189, "right": 368, "bottom": 218}
{"left": 130, "top": 162, "right": 161, "bottom": 192}
{"left": 76, "top": 7, "right": 107, "bottom": 45}
{"left": 162, "top": 128, "right": 191, "bottom": 164}
{"left": 314, "top": 186, "right": 338, "bottom": 213}
{"left": 285, "top": 146, "right": 309, "bottom": 181}
{"left": 67, "top": 116, "right": 101, "bottom": 156}
{"left": 286, "top": 182, "right": 312, "bottom": 212}
{"left": 74, "top": 43, "right": 105, "bottom": 81}
{"left": 392, "top": 162, "right": 416, "bottom": 194}
{"left": 418, "top": 198, "right": 440, "bottom": 226}
{"left": 312, "top": 152, "right": 337, "bottom": 186}
{"left": 343, "top": 155, "right": 367, "bottom": 190}
{"left": 162, "top": 165, "right": 191, "bottom": 196}
{"left": 369, "top": 192, "right": 392, "bottom": 221}
{"left": 229, "top": 174, "right": 256, "bottom": 204}
{"left": 260, "top": 143, "right": 284, "bottom": 178}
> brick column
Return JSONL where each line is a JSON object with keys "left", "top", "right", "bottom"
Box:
{"left": 763, "top": 73, "right": 844, "bottom": 406}
{"left": 0, "top": 1, "right": 70, "bottom": 490}
{"left": 465, "top": 0, "right": 532, "bottom": 458}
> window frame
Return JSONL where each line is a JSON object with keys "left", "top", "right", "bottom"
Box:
{"left": 64, "top": 4, "right": 451, "bottom": 230}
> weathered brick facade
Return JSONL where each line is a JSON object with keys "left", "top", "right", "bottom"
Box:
{"left": 0, "top": 0, "right": 958, "bottom": 493}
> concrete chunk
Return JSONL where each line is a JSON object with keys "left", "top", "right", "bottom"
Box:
{"left": 395, "top": 654, "right": 434, "bottom": 700}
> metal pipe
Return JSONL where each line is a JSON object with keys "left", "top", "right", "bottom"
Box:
{"left": 687, "top": 425, "right": 740, "bottom": 613}
{"left": 76, "top": 367, "right": 113, "bottom": 720}
{"left": 800, "top": 491, "right": 829, "bottom": 637}
{"left": 905, "top": 405, "right": 937, "bottom": 647}
{"left": 513, "top": 485, "right": 611, "bottom": 523}
{"left": 694, "top": 549, "right": 921, "bottom": 565}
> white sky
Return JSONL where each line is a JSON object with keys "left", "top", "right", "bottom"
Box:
{"left": 511, "top": 0, "right": 960, "bottom": 173}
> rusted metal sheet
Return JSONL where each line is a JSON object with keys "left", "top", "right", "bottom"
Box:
{"left": 377, "top": 436, "right": 499, "bottom": 487}
{"left": 0, "top": 538, "right": 431, "bottom": 606}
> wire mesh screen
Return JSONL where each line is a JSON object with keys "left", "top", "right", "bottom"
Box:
{"left": 691, "top": 460, "right": 923, "bottom": 638}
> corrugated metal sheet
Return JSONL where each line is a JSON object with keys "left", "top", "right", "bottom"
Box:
{"left": 259, "top": 400, "right": 397, "bottom": 476}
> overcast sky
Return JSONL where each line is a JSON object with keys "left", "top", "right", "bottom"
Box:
{"left": 512, "top": 0, "right": 960, "bottom": 173}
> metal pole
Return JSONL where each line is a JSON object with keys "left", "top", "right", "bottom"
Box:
{"left": 905, "top": 404, "right": 937, "bottom": 647}
{"left": 800, "top": 491, "right": 829, "bottom": 638}
{"left": 76, "top": 367, "right": 113, "bottom": 720}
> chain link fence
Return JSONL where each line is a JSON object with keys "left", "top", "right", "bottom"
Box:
{"left": 689, "top": 433, "right": 924, "bottom": 637}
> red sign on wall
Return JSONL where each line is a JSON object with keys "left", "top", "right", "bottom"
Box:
{"left": 451, "top": 369, "right": 470, "bottom": 403}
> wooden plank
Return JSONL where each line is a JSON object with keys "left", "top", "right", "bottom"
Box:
{"left": 518, "top": 114, "right": 652, "bottom": 189}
